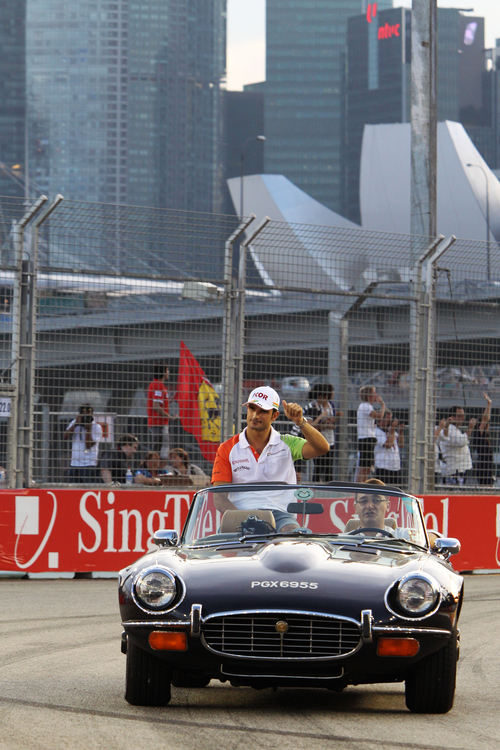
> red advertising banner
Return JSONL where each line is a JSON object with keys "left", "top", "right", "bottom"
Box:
{"left": 0, "top": 489, "right": 499, "bottom": 573}
{"left": 0, "top": 488, "right": 192, "bottom": 573}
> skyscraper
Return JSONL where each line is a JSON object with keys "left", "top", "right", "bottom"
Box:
{"left": 0, "top": 1, "right": 26, "bottom": 199}
{"left": 25, "top": 0, "right": 226, "bottom": 211}
{"left": 264, "top": 0, "right": 392, "bottom": 214}
{"left": 345, "top": 6, "right": 493, "bottom": 222}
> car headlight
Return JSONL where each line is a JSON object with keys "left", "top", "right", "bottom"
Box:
{"left": 396, "top": 574, "right": 439, "bottom": 616}
{"left": 133, "top": 567, "right": 178, "bottom": 611}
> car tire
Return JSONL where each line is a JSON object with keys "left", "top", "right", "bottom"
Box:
{"left": 125, "top": 641, "right": 172, "bottom": 706}
{"left": 405, "top": 633, "right": 458, "bottom": 713}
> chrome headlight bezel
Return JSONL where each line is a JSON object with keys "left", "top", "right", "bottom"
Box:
{"left": 132, "top": 566, "right": 185, "bottom": 614}
{"left": 385, "top": 572, "right": 441, "bottom": 620}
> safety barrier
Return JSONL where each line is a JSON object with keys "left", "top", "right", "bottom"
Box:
{"left": 2, "top": 488, "right": 499, "bottom": 574}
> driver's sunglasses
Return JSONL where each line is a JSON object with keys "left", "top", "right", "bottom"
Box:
{"left": 356, "top": 496, "right": 387, "bottom": 506}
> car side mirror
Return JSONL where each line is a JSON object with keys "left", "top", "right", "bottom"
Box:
{"left": 432, "top": 537, "right": 460, "bottom": 558}
{"left": 153, "top": 529, "right": 179, "bottom": 547}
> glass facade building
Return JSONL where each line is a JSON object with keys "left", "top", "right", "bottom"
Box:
{"left": 0, "top": 1, "right": 26, "bottom": 199}
{"left": 25, "top": 0, "right": 226, "bottom": 211}
{"left": 345, "top": 7, "right": 492, "bottom": 223}
{"left": 264, "top": 0, "right": 391, "bottom": 214}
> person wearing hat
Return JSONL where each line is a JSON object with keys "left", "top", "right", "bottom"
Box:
{"left": 211, "top": 386, "right": 329, "bottom": 528}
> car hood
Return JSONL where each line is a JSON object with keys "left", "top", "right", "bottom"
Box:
{"left": 122, "top": 538, "right": 456, "bottom": 623}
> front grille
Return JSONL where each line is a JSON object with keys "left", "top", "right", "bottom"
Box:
{"left": 202, "top": 612, "right": 361, "bottom": 659}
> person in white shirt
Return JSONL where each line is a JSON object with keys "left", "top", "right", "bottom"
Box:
{"left": 64, "top": 404, "right": 103, "bottom": 482}
{"left": 211, "top": 386, "right": 329, "bottom": 530}
{"left": 374, "top": 411, "right": 403, "bottom": 486}
{"left": 355, "top": 385, "right": 386, "bottom": 482}
{"left": 438, "top": 406, "right": 475, "bottom": 485}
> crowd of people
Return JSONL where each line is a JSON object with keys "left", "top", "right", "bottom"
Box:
{"left": 63, "top": 375, "right": 497, "bottom": 488}
{"left": 64, "top": 406, "right": 210, "bottom": 488}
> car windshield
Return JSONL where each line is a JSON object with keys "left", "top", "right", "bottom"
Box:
{"left": 181, "top": 483, "right": 429, "bottom": 548}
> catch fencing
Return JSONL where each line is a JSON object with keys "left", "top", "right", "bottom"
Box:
{"left": 0, "top": 194, "right": 498, "bottom": 494}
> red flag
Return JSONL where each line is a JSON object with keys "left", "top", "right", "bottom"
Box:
{"left": 177, "top": 341, "right": 221, "bottom": 462}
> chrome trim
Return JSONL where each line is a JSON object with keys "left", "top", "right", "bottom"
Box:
{"left": 361, "top": 609, "right": 373, "bottom": 642}
{"left": 153, "top": 529, "right": 179, "bottom": 547}
{"left": 191, "top": 604, "right": 202, "bottom": 638}
{"left": 201, "top": 608, "right": 362, "bottom": 662}
{"left": 131, "top": 565, "right": 186, "bottom": 615}
{"left": 202, "top": 607, "right": 362, "bottom": 624}
{"left": 373, "top": 626, "right": 452, "bottom": 637}
{"left": 384, "top": 572, "right": 442, "bottom": 621}
{"left": 433, "top": 537, "right": 461, "bottom": 558}
{"left": 220, "top": 667, "right": 345, "bottom": 681}
{"left": 122, "top": 620, "right": 189, "bottom": 628}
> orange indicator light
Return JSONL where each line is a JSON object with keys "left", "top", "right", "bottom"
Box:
{"left": 149, "top": 631, "right": 188, "bottom": 651}
{"left": 376, "top": 637, "right": 420, "bottom": 657}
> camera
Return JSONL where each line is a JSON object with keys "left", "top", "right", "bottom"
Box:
{"left": 79, "top": 404, "right": 94, "bottom": 425}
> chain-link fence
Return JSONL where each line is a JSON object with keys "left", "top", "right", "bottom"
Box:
{"left": 1, "top": 194, "right": 498, "bottom": 492}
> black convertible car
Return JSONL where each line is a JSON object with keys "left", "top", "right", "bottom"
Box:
{"left": 118, "top": 482, "right": 463, "bottom": 713}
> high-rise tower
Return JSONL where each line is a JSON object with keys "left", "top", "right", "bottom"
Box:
{"left": 264, "top": 0, "right": 392, "bottom": 214}
{"left": 25, "top": 0, "right": 226, "bottom": 211}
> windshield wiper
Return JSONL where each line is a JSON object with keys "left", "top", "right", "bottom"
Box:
{"left": 350, "top": 537, "right": 426, "bottom": 552}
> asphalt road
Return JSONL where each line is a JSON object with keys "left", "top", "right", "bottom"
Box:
{"left": 0, "top": 573, "right": 499, "bottom": 750}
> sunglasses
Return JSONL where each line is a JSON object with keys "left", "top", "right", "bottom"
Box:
{"left": 355, "top": 496, "right": 387, "bottom": 506}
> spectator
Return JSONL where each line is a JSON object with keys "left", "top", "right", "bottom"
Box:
{"left": 296, "top": 383, "right": 341, "bottom": 483}
{"left": 100, "top": 433, "right": 139, "bottom": 484}
{"left": 374, "top": 410, "right": 403, "bottom": 486}
{"left": 434, "top": 419, "right": 446, "bottom": 485}
{"left": 147, "top": 364, "right": 170, "bottom": 458}
{"left": 438, "top": 406, "right": 475, "bottom": 485}
{"left": 471, "top": 392, "right": 495, "bottom": 486}
{"left": 355, "top": 385, "right": 386, "bottom": 482}
{"left": 134, "top": 450, "right": 172, "bottom": 486}
{"left": 166, "top": 447, "right": 210, "bottom": 487}
{"left": 64, "top": 403, "right": 103, "bottom": 483}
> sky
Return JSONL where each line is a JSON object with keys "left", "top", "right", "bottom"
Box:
{"left": 226, "top": 0, "right": 500, "bottom": 91}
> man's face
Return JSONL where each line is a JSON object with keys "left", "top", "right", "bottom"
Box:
{"left": 354, "top": 494, "right": 389, "bottom": 528}
{"left": 246, "top": 403, "right": 278, "bottom": 432}
{"left": 453, "top": 409, "right": 465, "bottom": 426}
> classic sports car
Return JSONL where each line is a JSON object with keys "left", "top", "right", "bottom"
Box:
{"left": 118, "top": 482, "right": 463, "bottom": 713}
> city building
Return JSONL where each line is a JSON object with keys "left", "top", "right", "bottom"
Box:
{"left": 223, "top": 86, "right": 265, "bottom": 215}
{"left": 0, "top": 0, "right": 26, "bottom": 201}
{"left": 360, "top": 120, "right": 500, "bottom": 249}
{"left": 345, "top": 6, "right": 497, "bottom": 223}
{"left": 264, "top": 0, "right": 392, "bottom": 215}
{"left": 25, "top": 0, "right": 226, "bottom": 212}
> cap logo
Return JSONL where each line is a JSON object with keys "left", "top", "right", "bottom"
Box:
{"left": 253, "top": 392, "right": 268, "bottom": 400}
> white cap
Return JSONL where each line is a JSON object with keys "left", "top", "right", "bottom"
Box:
{"left": 243, "top": 386, "right": 280, "bottom": 411}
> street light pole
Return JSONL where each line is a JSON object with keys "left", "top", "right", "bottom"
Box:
{"left": 466, "top": 162, "right": 491, "bottom": 281}
{"left": 239, "top": 135, "right": 266, "bottom": 218}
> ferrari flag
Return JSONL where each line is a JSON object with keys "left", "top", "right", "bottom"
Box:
{"left": 177, "top": 341, "right": 221, "bottom": 462}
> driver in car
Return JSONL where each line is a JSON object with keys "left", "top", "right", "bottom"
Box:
{"left": 353, "top": 493, "right": 396, "bottom": 535}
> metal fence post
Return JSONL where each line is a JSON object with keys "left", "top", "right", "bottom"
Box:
{"left": 10, "top": 196, "right": 48, "bottom": 488}
{"left": 408, "top": 235, "right": 455, "bottom": 494}
{"left": 16, "top": 195, "right": 63, "bottom": 487}
{"left": 221, "top": 216, "right": 255, "bottom": 441}
{"left": 236, "top": 217, "right": 271, "bottom": 434}
{"left": 424, "top": 236, "right": 456, "bottom": 492}
{"left": 328, "top": 311, "right": 349, "bottom": 480}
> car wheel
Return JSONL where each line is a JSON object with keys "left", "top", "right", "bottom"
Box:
{"left": 172, "top": 670, "right": 211, "bottom": 688}
{"left": 405, "top": 634, "right": 458, "bottom": 713}
{"left": 125, "top": 640, "right": 172, "bottom": 706}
